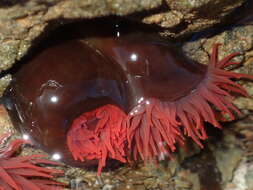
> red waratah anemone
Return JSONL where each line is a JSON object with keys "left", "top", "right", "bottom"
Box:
{"left": 0, "top": 133, "right": 65, "bottom": 190}
{"left": 126, "top": 44, "right": 253, "bottom": 163}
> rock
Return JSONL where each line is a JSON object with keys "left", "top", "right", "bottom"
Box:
{"left": 143, "top": 10, "right": 184, "bottom": 28}
{"left": 214, "top": 136, "right": 243, "bottom": 183}
{"left": 159, "top": 0, "right": 247, "bottom": 37}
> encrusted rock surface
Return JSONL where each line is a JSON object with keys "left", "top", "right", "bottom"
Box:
{"left": 145, "top": 0, "right": 246, "bottom": 37}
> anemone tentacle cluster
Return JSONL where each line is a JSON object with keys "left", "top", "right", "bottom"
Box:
{"left": 126, "top": 44, "right": 253, "bottom": 162}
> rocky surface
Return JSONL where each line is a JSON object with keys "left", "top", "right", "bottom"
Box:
{"left": 0, "top": 0, "right": 253, "bottom": 190}
{"left": 144, "top": 0, "right": 247, "bottom": 37}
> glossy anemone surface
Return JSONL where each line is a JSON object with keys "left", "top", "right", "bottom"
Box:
{"left": 3, "top": 19, "right": 253, "bottom": 175}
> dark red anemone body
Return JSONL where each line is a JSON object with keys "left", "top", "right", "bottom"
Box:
{"left": 3, "top": 21, "right": 253, "bottom": 175}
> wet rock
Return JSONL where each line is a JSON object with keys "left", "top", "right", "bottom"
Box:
{"left": 159, "top": 0, "right": 247, "bottom": 37}
{"left": 0, "top": 104, "right": 14, "bottom": 134}
{"left": 222, "top": 115, "right": 253, "bottom": 190}
{"left": 225, "top": 160, "right": 249, "bottom": 190}
{"left": 245, "top": 165, "right": 253, "bottom": 190}
{"left": 143, "top": 10, "right": 184, "bottom": 28}
{"left": 214, "top": 134, "right": 243, "bottom": 184}
{"left": 0, "top": 75, "right": 11, "bottom": 97}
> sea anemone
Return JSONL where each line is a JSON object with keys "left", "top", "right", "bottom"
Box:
{"left": 0, "top": 133, "right": 65, "bottom": 190}
{"left": 125, "top": 44, "right": 253, "bottom": 162}
{"left": 3, "top": 20, "right": 253, "bottom": 175}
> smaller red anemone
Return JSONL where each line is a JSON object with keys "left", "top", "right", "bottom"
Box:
{"left": 0, "top": 133, "right": 65, "bottom": 190}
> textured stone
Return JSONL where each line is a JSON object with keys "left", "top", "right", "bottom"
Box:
{"left": 143, "top": 10, "right": 183, "bottom": 28}
{"left": 160, "top": 0, "right": 246, "bottom": 37}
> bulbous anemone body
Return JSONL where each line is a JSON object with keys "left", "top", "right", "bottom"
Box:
{"left": 4, "top": 20, "right": 252, "bottom": 174}
{"left": 85, "top": 34, "right": 206, "bottom": 105}
{"left": 5, "top": 32, "right": 205, "bottom": 166}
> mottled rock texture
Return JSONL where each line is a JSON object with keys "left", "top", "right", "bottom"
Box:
{"left": 145, "top": 0, "right": 246, "bottom": 36}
